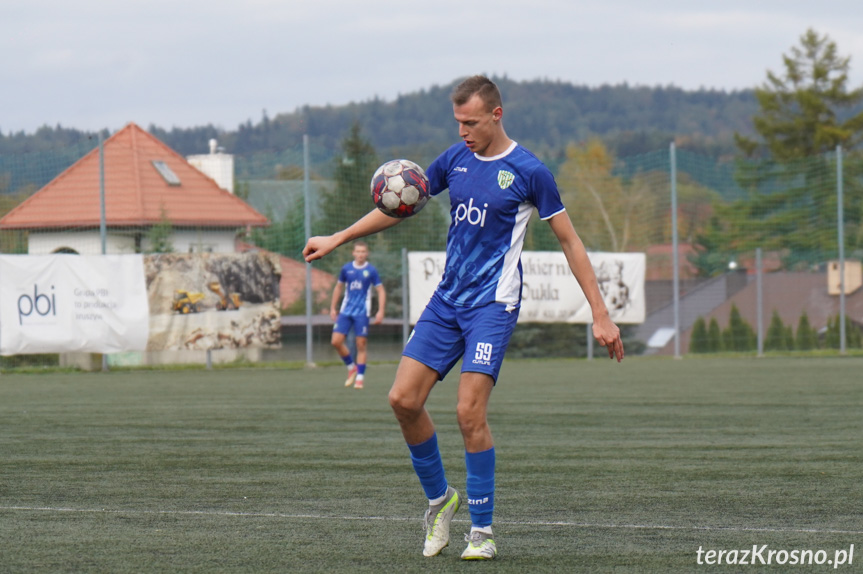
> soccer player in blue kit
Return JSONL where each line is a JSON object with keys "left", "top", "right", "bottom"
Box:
{"left": 329, "top": 241, "right": 386, "bottom": 389}
{"left": 304, "top": 75, "right": 624, "bottom": 560}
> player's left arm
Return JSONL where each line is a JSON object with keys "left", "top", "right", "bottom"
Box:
{"left": 374, "top": 283, "right": 386, "bottom": 325}
{"left": 547, "top": 212, "right": 624, "bottom": 362}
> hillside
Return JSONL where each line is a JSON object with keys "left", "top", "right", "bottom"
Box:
{"left": 1, "top": 77, "right": 758, "bottom": 165}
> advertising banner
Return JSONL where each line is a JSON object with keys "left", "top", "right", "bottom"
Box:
{"left": 407, "top": 251, "right": 646, "bottom": 324}
{"left": 144, "top": 252, "right": 281, "bottom": 351}
{"left": 0, "top": 254, "right": 149, "bottom": 355}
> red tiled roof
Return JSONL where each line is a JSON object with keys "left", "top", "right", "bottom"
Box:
{"left": 0, "top": 123, "right": 268, "bottom": 230}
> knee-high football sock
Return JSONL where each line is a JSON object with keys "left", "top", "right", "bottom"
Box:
{"left": 465, "top": 447, "right": 495, "bottom": 528}
{"left": 407, "top": 432, "right": 448, "bottom": 501}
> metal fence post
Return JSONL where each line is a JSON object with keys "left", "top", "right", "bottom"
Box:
{"left": 837, "top": 145, "right": 846, "bottom": 355}
{"left": 756, "top": 247, "right": 763, "bottom": 357}
{"left": 99, "top": 133, "right": 109, "bottom": 372}
{"left": 401, "top": 248, "right": 409, "bottom": 347}
{"left": 670, "top": 142, "right": 681, "bottom": 359}
{"left": 304, "top": 134, "right": 315, "bottom": 367}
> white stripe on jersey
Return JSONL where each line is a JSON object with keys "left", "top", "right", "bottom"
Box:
{"left": 496, "top": 201, "right": 535, "bottom": 306}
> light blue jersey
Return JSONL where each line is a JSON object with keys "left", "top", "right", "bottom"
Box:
{"left": 426, "top": 141, "right": 565, "bottom": 309}
{"left": 337, "top": 262, "right": 382, "bottom": 317}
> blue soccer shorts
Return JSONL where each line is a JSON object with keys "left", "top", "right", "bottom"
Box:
{"left": 403, "top": 292, "right": 520, "bottom": 383}
{"left": 334, "top": 313, "right": 370, "bottom": 338}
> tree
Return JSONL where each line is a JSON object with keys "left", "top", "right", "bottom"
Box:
{"left": 825, "top": 314, "right": 863, "bottom": 349}
{"left": 689, "top": 317, "right": 708, "bottom": 353}
{"left": 765, "top": 310, "right": 788, "bottom": 351}
{"left": 707, "top": 317, "right": 723, "bottom": 352}
{"left": 736, "top": 29, "right": 863, "bottom": 160}
{"left": 147, "top": 206, "right": 175, "bottom": 253}
{"left": 318, "top": 121, "right": 380, "bottom": 237}
{"left": 728, "top": 29, "right": 863, "bottom": 263}
{"left": 722, "top": 304, "right": 756, "bottom": 352}
{"left": 795, "top": 312, "right": 817, "bottom": 350}
{"left": 0, "top": 190, "right": 30, "bottom": 253}
{"left": 249, "top": 202, "right": 307, "bottom": 260}
{"left": 555, "top": 139, "right": 664, "bottom": 252}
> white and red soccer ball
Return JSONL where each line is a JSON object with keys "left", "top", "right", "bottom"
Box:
{"left": 370, "top": 159, "right": 430, "bottom": 218}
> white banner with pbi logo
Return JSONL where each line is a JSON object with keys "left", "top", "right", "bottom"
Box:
{"left": 0, "top": 254, "right": 149, "bottom": 355}
{"left": 407, "top": 251, "right": 645, "bottom": 325}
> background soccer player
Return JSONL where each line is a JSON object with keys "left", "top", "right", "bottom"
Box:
{"left": 329, "top": 241, "right": 385, "bottom": 389}
{"left": 304, "top": 75, "right": 624, "bottom": 560}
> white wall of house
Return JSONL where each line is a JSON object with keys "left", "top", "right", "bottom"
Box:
{"left": 29, "top": 231, "right": 137, "bottom": 254}
{"left": 161, "top": 229, "right": 237, "bottom": 253}
{"left": 27, "top": 229, "right": 238, "bottom": 255}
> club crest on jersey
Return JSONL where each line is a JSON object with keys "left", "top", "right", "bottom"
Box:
{"left": 497, "top": 170, "right": 515, "bottom": 189}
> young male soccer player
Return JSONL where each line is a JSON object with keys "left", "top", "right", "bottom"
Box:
{"left": 329, "top": 241, "right": 385, "bottom": 389}
{"left": 304, "top": 75, "right": 624, "bottom": 559}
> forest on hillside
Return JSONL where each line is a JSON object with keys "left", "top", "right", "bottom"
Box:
{"left": 0, "top": 77, "right": 758, "bottom": 164}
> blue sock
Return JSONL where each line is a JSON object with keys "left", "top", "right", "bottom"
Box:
{"left": 341, "top": 354, "right": 353, "bottom": 367}
{"left": 407, "top": 433, "right": 448, "bottom": 501}
{"left": 357, "top": 364, "right": 366, "bottom": 375}
{"left": 465, "top": 447, "right": 495, "bottom": 528}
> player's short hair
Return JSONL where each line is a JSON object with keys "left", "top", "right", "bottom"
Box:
{"left": 451, "top": 75, "right": 502, "bottom": 112}
{"left": 353, "top": 241, "right": 369, "bottom": 250}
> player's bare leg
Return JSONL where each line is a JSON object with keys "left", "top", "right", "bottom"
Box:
{"left": 389, "top": 357, "right": 460, "bottom": 556}
{"left": 456, "top": 372, "right": 494, "bottom": 452}
{"left": 331, "top": 332, "right": 357, "bottom": 387}
{"left": 354, "top": 336, "right": 368, "bottom": 389}
{"left": 388, "top": 356, "right": 439, "bottom": 445}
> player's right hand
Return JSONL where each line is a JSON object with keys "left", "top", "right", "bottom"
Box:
{"left": 303, "top": 236, "right": 337, "bottom": 262}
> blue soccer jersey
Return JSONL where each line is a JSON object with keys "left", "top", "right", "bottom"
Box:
{"left": 337, "top": 262, "right": 382, "bottom": 317}
{"left": 425, "top": 141, "right": 566, "bottom": 308}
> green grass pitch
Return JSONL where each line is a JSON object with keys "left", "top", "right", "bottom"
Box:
{"left": 1, "top": 357, "right": 862, "bottom": 573}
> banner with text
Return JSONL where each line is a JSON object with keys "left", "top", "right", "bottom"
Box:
{"left": 407, "top": 251, "right": 645, "bottom": 324}
{"left": 0, "top": 254, "right": 149, "bottom": 355}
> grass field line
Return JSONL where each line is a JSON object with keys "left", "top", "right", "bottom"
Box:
{"left": 3, "top": 505, "right": 862, "bottom": 536}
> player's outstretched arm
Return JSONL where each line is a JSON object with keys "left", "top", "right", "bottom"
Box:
{"left": 303, "top": 209, "right": 402, "bottom": 262}
{"left": 547, "top": 212, "right": 624, "bottom": 362}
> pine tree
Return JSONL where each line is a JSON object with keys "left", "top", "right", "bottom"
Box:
{"left": 795, "top": 312, "right": 817, "bottom": 350}
{"left": 319, "top": 122, "right": 379, "bottom": 236}
{"left": 707, "top": 317, "right": 723, "bottom": 352}
{"left": 765, "top": 310, "right": 787, "bottom": 351}
{"left": 728, "top": 29, "right": 863, "bottom": 261}
{"left": 784, "top": 325, "right": 795, "bottom": 351}
{"left": 723, "top": 304, "right": 756, "bottom": 352}
{"left": 690, "top": 317, "right": 708, "bottom": 353}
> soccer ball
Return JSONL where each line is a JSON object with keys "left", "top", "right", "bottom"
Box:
{"left": 370, "top": 159, "right": 430, "bottom": 218}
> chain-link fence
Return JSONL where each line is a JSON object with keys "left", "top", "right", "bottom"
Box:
{"left": 0, "top": 128, "right": 860, "bottom": 370}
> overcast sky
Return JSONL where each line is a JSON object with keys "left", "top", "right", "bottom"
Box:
{"left": 3, "top": 0, "right": 862, "bottom": 136}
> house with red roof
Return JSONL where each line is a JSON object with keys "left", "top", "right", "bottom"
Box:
{"left": 0, "top": 122, "right": 268, "bottom": 254}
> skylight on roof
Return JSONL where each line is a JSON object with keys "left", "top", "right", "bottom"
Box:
{"left": 152, "top": 160, "right": 181, "bottom": 186}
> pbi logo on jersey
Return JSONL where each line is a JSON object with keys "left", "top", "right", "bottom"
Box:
{"left": 454, "top": 197, "right": 488, "bottom": 227}
{"left": 349, "top": 279, "right": 363, "bottom": 290}
{"left": 497, "top": 170, "right": 515, "bottom": 189}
